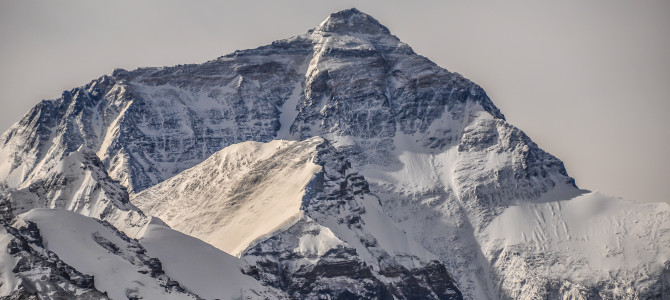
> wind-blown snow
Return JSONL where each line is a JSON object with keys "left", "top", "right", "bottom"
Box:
{"left": 134, "top": 136, "right": 460, "bottom": 298}
{"left": 132, "top": 138, "right": 323, "bottom": 256}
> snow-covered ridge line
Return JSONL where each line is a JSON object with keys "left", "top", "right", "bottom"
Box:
{"left": 6, "top": 209, "right": 198, "bottom": 300}
{"left": 0, "top": 209, "right": 286, "bottom": 299}
{"left": 0, "top": 221, "right": 110, "bottom": 299}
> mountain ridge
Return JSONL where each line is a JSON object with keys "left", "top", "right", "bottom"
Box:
{"left": 0, "top": 7, "right": 668, "bottom": 300}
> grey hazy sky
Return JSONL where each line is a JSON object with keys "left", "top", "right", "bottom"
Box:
{"left": 1, "top": 1, "right": 669, "bottom": 204}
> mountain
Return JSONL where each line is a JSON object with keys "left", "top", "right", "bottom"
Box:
{"left": 0, "top": 7, "right": 668, "bottom": 299}
{"left": 133, "top": 137, "right": 461, "bottom": 298}
{"left": 0, "top": 146, "right": 151, "bottom": 239}
{"left": 1, "top": 209, "right": 282, "bottom": 299}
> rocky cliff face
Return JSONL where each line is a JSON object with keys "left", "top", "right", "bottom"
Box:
{"left": 0, "top": 7, "right": 668, "bottom": 300}
{"left": 0, "top": 9, "right": 507, "bottom": 195}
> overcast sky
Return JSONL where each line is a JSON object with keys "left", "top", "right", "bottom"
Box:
{"left": 1, "top": 1, "right": 668, "bottom": 204}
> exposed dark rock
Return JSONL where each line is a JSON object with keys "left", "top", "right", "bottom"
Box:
{"left": 2, "top": 223, "right": 109, "bottom": 299}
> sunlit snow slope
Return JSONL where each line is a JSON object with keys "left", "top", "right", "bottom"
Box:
{"left": 140, "top": 222, "right": 285, "bottom": 299}
{"left": 133, "top": 138, "right": 323, "bottom": 255}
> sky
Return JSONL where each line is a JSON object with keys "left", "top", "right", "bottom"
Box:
{"left": 1, "top": 1, "right": 668, "bottom": 204}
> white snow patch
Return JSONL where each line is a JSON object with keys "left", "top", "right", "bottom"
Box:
{"left": 276, "top": 82, "right": 302, "bottom": 140}
{"left": 295, "top": 222, "right": 344, "bottom": 257}
{"left": 140, "top": 223, "right": 280, "bottom": 299}
{"left": 321, "top": 134, "right": 357, "bottom": 147}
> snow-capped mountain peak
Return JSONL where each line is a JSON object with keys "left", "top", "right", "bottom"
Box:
{"left": 316, "top": 8, "right": 391, "bottom": 35}
{"left": 0, "top": 7, "right": 668, "bottom": 300}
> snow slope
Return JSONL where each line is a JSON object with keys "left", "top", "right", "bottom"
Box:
{"left": 140, "top": 223, "right": 285, "bottom": 299}
{"left": 481, "top": 192, "right": 670, "bottom": 298}
{"left": 133, "top": 138, "right": 323, "bottom": 255}
{"left": 0, "top": 221, "right": 111, "bottom": 299}
{"left": 13, "top": 209, "right": 198, "bottom": 300}
{"left": 0, "top": 208, "right": 284, "bottom": 300}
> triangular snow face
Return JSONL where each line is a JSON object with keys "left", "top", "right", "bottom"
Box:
{"left": 134, "top": 138, "right": 324, "bottom": 256}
